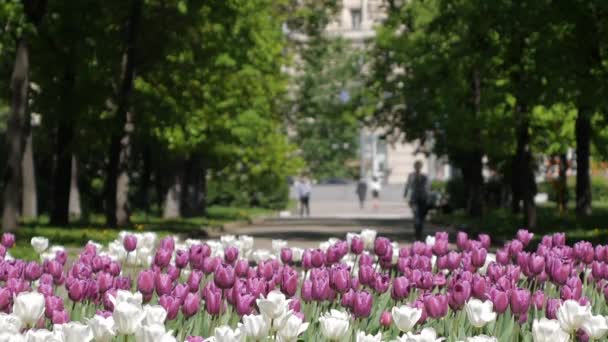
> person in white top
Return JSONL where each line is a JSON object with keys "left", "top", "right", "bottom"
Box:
{"left": 295, "top": 175, "right": 312, "bottom": 217}
{"left": 370, "top": 176, "right": 381, "bottom": 210}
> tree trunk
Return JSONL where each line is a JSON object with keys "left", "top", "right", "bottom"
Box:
{"left": 515, "top": 113, "right": 537, "bottom": 230}
{"left": 462, "top": 151, "right": 484, "bottom": 217}
{"left": 558, "top": 152, "right": 568, "bottom": 211}
{"left": 50, "top": 119, "right": 73, "bottom": 225}
{"left": 68, "top": 156, "right": 81, "bottom": 219}
{"left": 104, "top": 0, "right": 142, "bottom": 227}
{"left": 138, "top": 143, "right": 151, "bottom": 217}
{"left": 21, "top": 130, "right": 37, "bottom": 219}
{"left": 575, "top": 110, "right": 592, "bottom": 216}
{"left": 2, "top": 40, "right": 30, "bottom": 232}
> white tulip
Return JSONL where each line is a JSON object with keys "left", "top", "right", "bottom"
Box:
{"left": 399, "top": 327, "right": 445, "bottom": 342}
{"left": 319, "top": 309, "right": 350, "bottom": 341}
{"left": 277, "top": 313, "right": 309, "bottom": 342}
{"left": 465, "top": 336, "right": 497, "bottom": 342}
{"left": 425, "top": 235, "right": 436, "bottom": 247}
{"left": 532, "top": 318, "right": 569, "bottom": 342}
{"left": 464, "top": 299, "right": 497, "bottom": 328}
{"left": 61, "top": 322, "right": 93, "bottom": 342}
{"left": 87, "top": 315, "right": 116, "bottom": 342}
{"left": 0, "top": 312, "right": 22, "bottom": 333}
{"left": 214, "top": 325, "right": 244, "bottom": 342}
{"left": 272, "top": 239, "right": 288, "bottom": 254}
{"left": 113, "top": 301, "right": 146, "bottom": 335}
{"left": 581, "top": 314, "right": 608, "bottom": 340}
{"left": 392, "top": 305, "right": 422, "bottom": 332}
{"left": 357, "top": 330, "right": 383, "bottom": 342}
{"left": 31, "top": 237, "right": 49, "bottom": 254}
{"left": 25, "top": 328, "right": 62, "bottom": 342}
{"left": 13, "top": 291, "right": 45, "bottom": 326}
{"left": 140, "top": 232, "right": 158, "bottom": 250}
{"left": 556, "top": 299, "right": 592, "bottom": 332}
{"left": 240, "top": 314, "right": 270, "bottom": 341}
{"left": 0, "top": 332, "right": 25, "bottom": 342}
{"left": 257, "top": 290, "right": 288, "bottom": 319}
{"left": 109, "top": 290, "right": 143, "bottom": 307}
{"left": 360, "top": 229, "right": 377, "bottom": 249}
{"left": 135, "top": 324, "right": 176, "bottom": 342}
{"left": 143, "top": 305, "right": 167, "bottom": 326}
{"left": 291, "top": 247, "right": 304, "bottom": 262}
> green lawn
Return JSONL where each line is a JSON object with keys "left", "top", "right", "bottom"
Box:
{"left": 432, "top": 202, "right": 608, "bottom": 245}
{"left": 9, "top": 205, "right": 274, "bottom": 260}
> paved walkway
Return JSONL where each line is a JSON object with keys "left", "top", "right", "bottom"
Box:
{"left": 209, "top": 183, "right": 447, "bottom": 250}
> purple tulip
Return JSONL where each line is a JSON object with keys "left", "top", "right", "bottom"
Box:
{"left": 509, "top": 287, "right": 531, "bottom": 315}
{"left": 155, "top": 273, "right": 173, "bottom": 296}
{"left": 188, "top": 245, "right": 205, "bottom": 270}
{"left": 373, "top": 273, "right": 390, "bottom": 294}
{"left": 257, "top": 260, "right": 274, "bottom": 281}
{"left": 224, "top": 246, "right": 239, "bottom": 264}
{"left": 281, "top": 267, "right": 298, "bottom": 297}
{"left": 154, "top": 249, "right": 172, "bottom": 269}
{"left": 45, "top": 296, "right": 64, "bottom": 318}
{"left": 175, "top": 249, "right": 189, "bottom": 269}
{"left": 97, "top": 272, "right": 114, "bottom": 293}
{"left": 159, "top": 295, "right": 181, "bottom": 320}
{"left": 532, "top": 290, "right": 545, "bottom": 310}
{"left": 456, "top": 232, "right": 469, "bottom": 250}
{"left": 1, "top": 234, "right": 15, "bottom": 248}
{"left": 449, "top": 280, "right": 471, "bottom": 309}
{"left": 214, "top": 264, "right": 236, "bottom": 289}
{"left": 352, "top": 290, "right": 373, "bottom": 318}
{"left": 380, "top": 311, "right": 392, "bottom": 327}
{"left": 550, "top": 260, "right": 571, "bottom": 285}
{"left": 424, "top": 294, "right": 448, "bottom": 318}
{"left": 374, "top": 237, "right": 391, "bottom": 257}
{"left": 187, "top": 271, "right": 203, "bottom": 293}
{"left": 341, "top": 289, "right": 355, "bottom": 308}
{"left": 204, "top": 288, "right": 222, "bottom": 315}
{"left": 312, "top": 276, "right": 330, "bottom": 301}
{"left": 470, "top": 248, "right": 487, "bottom": 268}
{"left": 516, "top": 229, "right": 534, "bottom": 247}
{"left": 0, "top": 287, "right": 10, "bottom": 310}
{"left": 159, "top": 236, "right": 175, "bottom": 252}
{"left": 490, "top": 289, "right": 509, "bottom": 314}
{"left": 351, "top": 237, "right": 364, "bottom": 255}
{"left": 359, "top": 265, "right": 375, "bottom": 286}
{"left": 471, "top": 275, "right": 487, "bottom": 299}
{"left": 234, "top": 259, "right": 249, "bottom": 277}
{"left": 311, "top": 249, "right": 325, "bottom": 268}
{"left": 545, "top": 298, "right": 560, "bottom": 319}
{"left": 235, "top": 293, "right": 255, "bottom": 316}
{"left": 123, "top": 235, "right": 137, "bottom": 252}
{"left": 301, "top": 280, "right": 313, "bottom": 302}
{"left": 68, "top": 279, "right": 86, "bottom": 302}
{"left": 432, "top": 238, "right": 449, "bottom": 256}
{"left": 289, "top": 298, "right": 301, "bottom": 312}
{"left": 446, "top": 251, "right": 462, "bottom": 270}
{"left": 496, "top": 249, "right": 509, "bottom": 265}
{"left": 182, "top": 292, "right": 201, "bottom": 318}
{"left": 280, "top": 248, "right": 293, "bottom": 264}
{"left": 330, "top": 266, "right": 350, "bottom": 293}
{"left": 52, "top": 310, "right": 69, "bottom": 324}
{"left": 528, "top": 254, "right": 545, "bottom": 275}
{"left": 172, "top": 283, "right": 189, "bottom": 303}
{"left": 391, "top": 276, "right": 410, "bottom": 300}
{"left": 186, "top": 337, "right": 204, "bottom": 342}
{"left": 24, "top": 261, "right": 42, "bottom": 282}
{"left": 552, "top": 233, "right": 566, "bottom": 246}
{"left": 574, "top": 241, "right": 595, "bottom": 264}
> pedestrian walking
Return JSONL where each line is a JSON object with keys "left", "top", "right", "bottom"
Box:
{"left": 370, "top": 176, "right": 381, "bottom": 210}
{"left": 295, "top": 175, "right": 312, "bottom": 217}
{"left": 404, "top": 161, "right": 430, "bottom": 241}
{"left": 356, "top": 178, "right": 368, "bottom": 209}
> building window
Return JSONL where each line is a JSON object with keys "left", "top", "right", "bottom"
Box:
{"left": 351, "top": 9, "right": 362, "bottom": 30}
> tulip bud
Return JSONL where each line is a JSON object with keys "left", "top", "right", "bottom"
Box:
{"left": 1, "top": 233, "right": 15, "bottom": 248}
{"left": 424, "top": 294, "right": 448, "bottom": 318}
{"left": 137, "top": 270, "right": 155, "bottom": 295}
{"left": 280, "top": 248, "right": 293, "bottom": 264}
{"left": 351, "top": 237, "right": 364, "bottom": 255}
{"left": 224, "top": 246, "right": 239, "bottom": 264}
{"left": 380, "top": 311, "right": 392, "bottom": 327}
{"left": 182, "top": 292, "right": 201, "bottom": 318}
{"left": 391, "top": 276, "right": 410, "bottom": 300}
{"left": 175, "top": 249, "right": 189, "bottom": 269}
{"left": 123, "top": 235, "right": 137, "bottom": 252}
{"left": 509, "top": 287, "right": 531, "bottom": 315}
{"left": 352, "top": 290, "right": 373, "bottom": 318}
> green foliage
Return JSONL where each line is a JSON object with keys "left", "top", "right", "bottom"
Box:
{"left": 290, "top": 38, "right": 368, "bottom": 180}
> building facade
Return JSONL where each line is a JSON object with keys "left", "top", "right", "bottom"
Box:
{"left": 325, "top": 0, "right": 450, "bottom": 184}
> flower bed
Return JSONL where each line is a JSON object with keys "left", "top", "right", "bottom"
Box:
{"left": 0, "top": 228, "right": 605, "bottom": 341}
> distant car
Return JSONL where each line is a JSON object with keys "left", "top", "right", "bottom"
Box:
{"left": 317, "top": 177, "right": 351, "bottom": 185}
